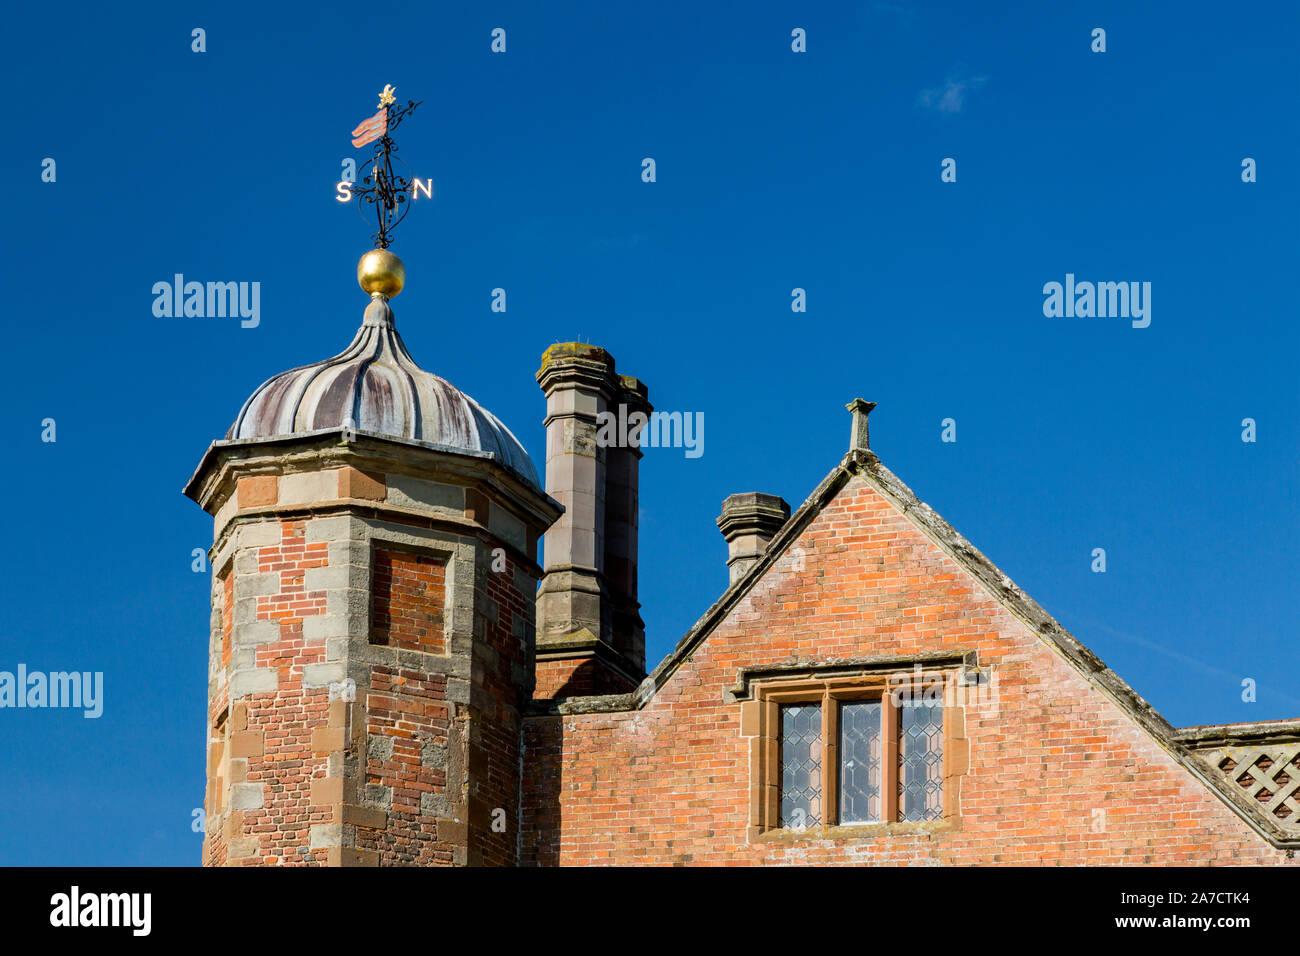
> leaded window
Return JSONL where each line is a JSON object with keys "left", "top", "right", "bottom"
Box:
{"left": 764, "top": 678, "right": 950, "bottom": 832}
{"left": 899, "top": 700, "right": 944, "bottom": 822}
{"left": 839, "top": 700, "right": 882, "bottom": 823}
{"left": 780, "top": 703, "right": 823, "bottom": 827}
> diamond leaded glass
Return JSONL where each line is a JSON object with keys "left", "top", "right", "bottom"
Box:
{"left": 838, "top": 700, "right": 882, "bottom": 823}
{"left": 898, "top": 700, "right": 943, "bottom": 821}
{"left": 780, "top": 703, "right": 822, "bottom": 828}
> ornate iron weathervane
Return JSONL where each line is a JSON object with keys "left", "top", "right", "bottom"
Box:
{"left": 347, "top": 84, "right": 426, "bottom": 249}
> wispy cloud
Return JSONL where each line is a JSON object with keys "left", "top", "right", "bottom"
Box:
{"left": 917, "top": 69, "right": 987, "bottom": 113}
{"left": 1083, "top": 619, "right": 1300, "bottom": 714}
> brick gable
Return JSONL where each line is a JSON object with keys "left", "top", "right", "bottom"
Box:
{"left": 522, "top": 467, "right": 1297, "bottom": 865}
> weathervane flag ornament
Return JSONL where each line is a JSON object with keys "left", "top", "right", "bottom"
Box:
{"left": 350, "top": 109, "right": 387, "bottom": 148}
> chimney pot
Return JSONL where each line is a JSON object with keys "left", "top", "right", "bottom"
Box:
{"left": 717, "top": 492, "right": 791, "bottom": 584}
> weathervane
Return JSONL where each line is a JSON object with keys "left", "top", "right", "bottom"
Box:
{"left": 338, "top": 84, "right": 430, "bottom": 250}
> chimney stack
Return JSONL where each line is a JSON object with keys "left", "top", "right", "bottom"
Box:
{"left": 604, "top": 374, "right": 651, "bottom": 677}
{"left": 717, "top": 493, "right": 791, "bottom": 585}
{"left": 534, "top": 343, "right": 648, "bottom": 696}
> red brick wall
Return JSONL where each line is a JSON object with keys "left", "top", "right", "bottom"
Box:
{"left": 468, "top": 553, "right": 533, "bottom": 865}
{"left": 214, "top": 520, "right": 332, "bottom": 866}
{"left": 358, "top": 665, "right": 455, "bottom": 865}
{"left": 535, "top": 657, "right": 637, "bottom": 698}
{"left": 352, "top": 540, "right": 537, "bottom": 866}
{"left": 520, "top": 476, "right": 1297, "bottom": 865}
{"left": 371, "top": 548, "right": 446, "bottom": 653}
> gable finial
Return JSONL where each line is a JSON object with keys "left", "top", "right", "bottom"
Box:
{"left": 846, "top": 398, "right": 876, "bottom": 452}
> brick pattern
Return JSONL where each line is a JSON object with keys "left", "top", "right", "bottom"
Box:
{"left": 371, "top": 548, "right": 447, "bottom": 653}
{"left": 470, "top": 553, "right": 532, "bottom": 865}
{"left": 210, "top": 520, "right": 332, "bottom": 866}
{"left": 534, "top": 657, "right": 637, "bottom": 698}
{"left": 521, "top": 477, "right": 1298, "bottom": 865}
{"left": 358, "top": 666, "right": 456, "bottom": 865}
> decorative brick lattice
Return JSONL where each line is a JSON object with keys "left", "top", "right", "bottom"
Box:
{"left": 1208, "top": 746, "right": 1300, "bottom": 827}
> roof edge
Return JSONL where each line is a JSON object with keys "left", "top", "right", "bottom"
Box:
{"left": 1175, "top": 719, "right": 1300, "bottom": 749}
{"left": 184, "top": 427, "right": 549, "bottom": 502}
{"left": 182, "top": 429, "right": 562, "bottom": 533}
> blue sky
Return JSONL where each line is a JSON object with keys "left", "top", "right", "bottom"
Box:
{"left": 1, "top": 0, "right": 1295, "bottom": 865}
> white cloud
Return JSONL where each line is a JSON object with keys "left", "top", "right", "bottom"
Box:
{"left": 917, "top": 71, "right": 987, "bottom": 113}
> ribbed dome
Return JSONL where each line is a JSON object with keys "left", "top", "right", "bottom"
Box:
{"left": 227, "top": 296, "right": 540, "bottom": 487}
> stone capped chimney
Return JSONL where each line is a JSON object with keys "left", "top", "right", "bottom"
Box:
{"left": 604, "top": 374, "right": 651, "bottom": 677}
{"left": 534, "top": 343, "right": 650, "bottom": 696}
{"left": 717, "top": 492, "right": 791, "bottom": 585}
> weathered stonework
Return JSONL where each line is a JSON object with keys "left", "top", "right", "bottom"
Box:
{"left": 716, "top": 492, "right": 790, "bottom": 585}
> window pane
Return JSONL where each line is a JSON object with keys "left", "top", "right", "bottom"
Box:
{"left": 898, "top": 700, "right": 943, "bottom": 821}
{"left": 838, "top": 701, "right": 882, "bottom": 823}
{"left": 780, "top": 703, "right": 822, "bottom": 828}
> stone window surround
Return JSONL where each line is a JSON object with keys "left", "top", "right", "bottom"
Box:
{"left": 741, "top": 657, "right": 971, "bottom": 842}
{"left": 357, "top": 522, "right": 482, "bottom": 666}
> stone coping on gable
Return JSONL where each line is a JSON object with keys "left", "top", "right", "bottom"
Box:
{"left": 1176, "top": 719, "right": 1300, "bottom": 749}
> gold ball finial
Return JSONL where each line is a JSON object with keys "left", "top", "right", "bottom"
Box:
{"left": 358, "top": 249, "right": 405, "bottom": 297}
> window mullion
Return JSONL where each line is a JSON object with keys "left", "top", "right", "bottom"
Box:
{"left": 882, "top": 692, "right": 900, "bottom": 822}
{"left": 823, "top": 689, "right": 838, "bottom": 827}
